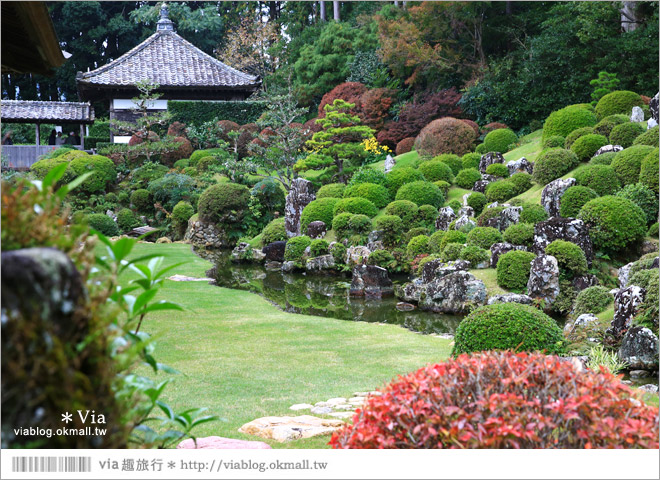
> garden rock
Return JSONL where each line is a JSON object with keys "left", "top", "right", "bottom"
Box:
{"left": 618, "top": 262, "right": 634, "bottom": 288}
{"left": 289, "top": 404, "right": 313, "bottom": 411}
{"left": 306, "top": 255, "right": 335, "bottom": 272}
{"left": 478, "top": 152, "right": 505, "bottom": 174}
{"left": 618, "top": 327, "right": 659, "bottom": 371}
{"left": 648, "top": 118, "right": 658, "bottom": 129}
{"left": 262, "top": 241, "right": 286, "bottom": 262}
{"left": 526, "top": 254, "right": 560, "bottom": 308}
{"left": 458, "top": 206, "right": 474, "bottom": 218}
{"left": 482, "top": 174, "right": 498, "bottom": 183}
{"left": 238, "top": 415, "right": 344, "bottom": 443}
{"left": 350, "top": 265, "right": 393, "bottom": 298}
{"left": 366, "top": 230, "right": 384, "bottom": 251}
{"left": 184, "top": 217, "right": 230, "bottom": 248}
{"left": 105, "top": 209, "right": 117, "bottom": 222}
{"left": 420, "top": 259, "right": 469, "bottom": 284}
{"left": 454, "top": 214, "right": 476, "bottom": 231}
{"left": 532, "top": 217, "right": 593, "bottom": 266}
{"left": 417, "top": 270, "right": 487, "bottom": 313}
{"left": 650, "top": 92, "right": 659, "bottom": 122}
{"left": 285, "top": 178, "right": 315, "bottom": 238}
{"left": 462, "top": 193, "right": 471, "bottom": 206}
{"left": 281, "top": 261, "right": 296, "bottom": 273}
{"left": 435, "top": 207, "right": 456, "bottom": 231}
{"left": 168, "top": 274, "right": 214, "bottom": 282}
{"left": 177, "top": 436, "right": 271, "bottom": 449}
{"left": 631, "top": 106, "right": 645, "bottom": 123}
{"left": 640, "top": 240, "right": 659, "bottom": 255}
{"left": 541, "top": 178, "right": 576, "bottom": 217}
{"left": 156, "top": 237, "right": 171, "bottom": 244}
{"left": 489, "top": 242, "right": 529, "bottom": 268}
{"left": 396, "top": 302, "right": 415, "bottom": 311}
{"left": 487, "top": 293, "right": 533, "bottom": 305}
{"left": 593, "top": 145, "right": 623, "bottom": 158}
{"left": 128, "top": 225, "right": 159, "bottom": 238}
{"left": 506, "top": 157, "right": 534, "bottom": 175}
{"left": 307, "top": 221, "right": 327, "bottom": 239}
{"left": 564, "top": 313, "right": 598, "bottom": 336}
{"left": 629, "top": 370, "right": 652, "bottom": 379}
{"left": 638, "top": 384, "right": 659, "bottom": 394}
{"left": 345, "top": 246, "right": 371, "bottom": 267}
{"left": 310, "top": 406, "right": 333, "bottom": 415}
{"left": 384, "top": 154, "right": 396, "bottom": 173}
{"left": 472, "top": 179, "right": 491, "bottom": 193}
{"left": 490, "top": 206, "right": 522, "bottom": 232}
{"left": 571, "top": 274, "right": 599, "bottom": 291}
{"left": 607, "top": 286, "right": 646, "bottom": 340}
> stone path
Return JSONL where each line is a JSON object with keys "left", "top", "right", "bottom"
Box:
{"left": 238, "top": 415, "right": 345, "bottom": 443}
{"left": 177, "top": 436, "right": 271, "bottom": 449}
{"left": 167, "top": 274, "right": 214, "bottom": 282}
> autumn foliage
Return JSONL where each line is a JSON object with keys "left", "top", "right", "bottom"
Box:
{"left": 414, "top": 117, "right": 476, "bottom": 157}
{"left": 329, "top": 351, "right": 660, "bottom": 449}
{"left": 395, "top": 137, "right": 416, "bottom": 156}
{"left": 318, "top": 82, "right": 367, "bottom": 118}
{"left": 359, "top": 88, "right": 395, "bottom": 131}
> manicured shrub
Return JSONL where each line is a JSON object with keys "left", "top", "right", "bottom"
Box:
{"left": 117, "top": 191, "right": 129, "bottom": 206}
{"left": 611, "top": 145, "right": 655, "bottom": 186}
{"left": 330, "top": 351, "right": 659, "bottom": 449}
{"left": 416, "top": 204, "right": 438, "bottom": 229}
{"left": 349, "top": 168, "right": 388, "bottom": 187}
{"left": 414, "top": 117, "right": 477, "bottom": 157}
{"left": 459, "top": 245, "right": 489, "bottom": 266}
{"left": 385, "top": 167, "right": 426, "bottom": 197}
{"left": 316, "top": 183, "right": 345, "bottom": 199}
{"left": 578, "top": 195, "right": 647, "bottom": 252}
{"left": 67, "top": 155, "right": 116, "bottom": 193}
{"left": 573, "top": 164, "right": 620, "bottom": 196}
{"left": 563, "top": 127, "right": 594, "bottom": 149}
{"left": 454, "top": 303, "right": 564, "bottom": 355}
{"left": 406, "top": 235, "right": 430, "bottom": 260}
{"left": 395, "top": 181, "right": 444, "bottom": 208}
{"left": 485, "top": 163, "right": 509, "bottom": 178}
{"left": 570, "top": 134, "right": 608, "bottom": 162}
{"left": 85, "top": 213, "right": 119, "bottom": 237}
{"left": 330, "top": 242, "right": 347, "bottom": 265}
{"left": 461, "top": 119, "right": 480, "bottom": 135}
{"left": 428, "top": 231, "right": 446, "bottom": 254}
{"left": 332, "top": 212, "right": 353, "bottom": 240}
{"left": 367, "top": 249, "right": 396, "bottom": 268}
{"left": 483, "top": 128, "right": 517, "bottom": 153}
{"left": 589, "top": 151, "right": 617, "bottom": 165}
{"left": 182, "top": 166, "right": 197, "bottom": 176}
{"left": 447, "top": 199, "right": 462, "bottom": 213}
{"left": 632, "top": 125, "right": 659, "bottom": 147}
{"left": 373, "top": 215, "right": 404, "bottom": 246}
{"left": 648, "top": 222, "right": 659, "bottom": 238}
{"left": 595, "top": 90, "right": 643, "bottom": 119}
{"left": 171, "top": 201, "right": 194, "bottom": 235}
{"left": 147, "top": 173, "right": 196, "bottom": 211}
{"left": 573, "top": 286, "right": 613, "bottom": 316}
{"left": 173, "top": 158, "right": 190, "bottom": 169}
{"left": 477, "top": 205, "right": 504, "bottom": 226}
{"left": 441, "top": 242, "right": 463, "bottom": 261}
{"left": 116, "top": 208, "right": 139, "bottom": 232}
{"left": 466, "top": 192, "right": 488, "bottom": 216}
{"left": 196, "top": 155, "right": 219, "bottom": 173}
{"left": 559, "top": 186, "right": 599, "bottom": 218}
{"left": 545, "top": 240, "right": 587, "bottom": 276}
{"left": 532, "top": 148, "right": 579, "bottom": 185}
{"left": 639, "top": 148, "right": 659, "bottom": 194}
{"left": 461, "top": 152, "right": 481, "bottom": 170}
{"left": 310, "top": 239, "right": 330, "bottom": 257}
{"left": 496, "top": 250, "right": 536, "bottom": 290}
{"left": 197, "top": 182, "right": 250, "bottom": 224}
{"left": 630, "top": 271, "right": 659, "bottom": 328}
{"left": 475, "top": 143, "right": 487, "bottom": 154}
{"left": 343, "top": 183, "right": 390, "bottom": 208}
{"left": 503, "top": 223, "right": 534, "bottom": 247}
{"left": 403, "top": 227, "right": 429, "bottom": 245}
{"left": 542, "top": 135, "right": 565, "bottom": 149}
{"left": 301, "top": 198, "right": 340, "bottom": 231}
{"left": 130, "top": 189, "right": 153, "bottom": 213}
{"left": 542, "top": 105, "right": 597, "bottom": 141}
{"left": 385, "top": 200, "right": 419, "bottom": 225}
{"left": 261, "top": 217, "right": 287, "bottom": 245}
{"left": 284, "top": 235, "right": 311, "bottom": 262}
{"left": 418, "top": 160, "right": 454, "bottom": 183}
{"left": 432, "top": 153, "right": 463, "bottom": 175}
{"left": 455, "top": 168, "right": 482, "bottom": 189}
{"left": 509, "top": 172, "right": 532, "bottom": 194}
{"left": 395, "top": 137, "right": 416, "bottom": 156}
{"left": 348, "top": 214, "right": 372, "bottom": 236}
{"left": 485, "top": 180, "right": 517, "bottom": 203}
{"left": 466, "top": 227, "right": 503, "bottom": 250}
{"left": 433, "top": 180, "right": 451, "bottom": 196}
{"left": 616, "top": 183, "right": 659, "bottom": 225}
{"left": 189, "top": 148, "right": 226, "bottom": 166}
{"left": 438, "top": 230, "right": 467, "bottom": 252}
{"left": 519, "top": 204, "right": 548, "bottom": 224}
{"left": 333, "top": 197, "right": 378, "bottom": 218}
{"left": 593, "top": 114, "right": 629, "bottom": 138}
{"left": 609, "top": 122, "right": 645, "bottom": 148}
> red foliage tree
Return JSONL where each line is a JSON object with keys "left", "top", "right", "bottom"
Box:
{"left": 330, "top": 351, "right": 660, "bottom": 449}
{"left": 359, "top": 88, "right": 394, "bottom": 132}
{"left": 395, "top": 137, "right": 416, "bottom": 156}
{"left": 461, "top": 119, "right": 480, "bottom": 135}
{"left": 161, "top": 136, "right": 193, "bottom": 166}
{"left": 237, "top": 123, "right": 259, "bottom": 159}
{"left": 414, "top": 117, "right": 476, "bottom": 157}
{"left": 303, "top": 118, "right": 322, "bottom": 134}
{"left": 167, "top": 121, "right": 187, "bottom": 137}
{"left": 215, "top": 120, "right": 241, "bottom": 143}
{"left": 318, "top": 82, "right": 367, "bottom": 118}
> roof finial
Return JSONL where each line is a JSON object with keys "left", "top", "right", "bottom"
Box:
{"left": 157, "top": 2, "right": 174, "bottom": 32}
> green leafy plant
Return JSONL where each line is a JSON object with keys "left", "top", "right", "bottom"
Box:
{"left": 589, "top": 71, "right": 620, "bottom": 106}
{"left": 586, "top": 345, "right": 628, "bottom": 375}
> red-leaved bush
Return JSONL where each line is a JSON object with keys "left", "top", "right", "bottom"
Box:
{"left": 481, "top": 122, "right": 509, "bottom": 135}
{"left": 167, "top": 121, "right": 187, "bottom": 137}
{"left": 395, "top": 137, "right": 416, "bottom": 156}
{"left": 461, "top": 119, "right": 480, "bottom": 135}
{"left": 414, "top": 117, "right": 476, "bottom": 157}
{"left": 318, "top": 82, "right": 367, "bottom": 117}
{"left": 161, "top": 136, "right": 193, "bottom": 166}
{"left": 216, "top": 120, "right": 240, "bottom": 143}
{"left": 237, "top": 123, "right": 259, "bottom": 159}
{"left": 303, "top": 118, "right": 322, "bottom": 134}
{"left": 359, "top": 88, "right": 394, "bottom": 132}
{"left": 329, "top": 351, "right": 660, "bottom": 449}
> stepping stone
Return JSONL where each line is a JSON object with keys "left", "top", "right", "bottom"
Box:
{"left": 325, "top": 397, "right": 347, "bottom": 405}
{"left": 348, "top": 397, "right": 367, "bottom": 404}
{"left": 168, "top": 274, "right": 214, "bottom": 282}
{"left": 310, "top": 406, "right": 333, "bottom": 415}
{"left": 177, "top": 436, "right": 271, "bottom": 449}
{"left": 332, "top": 404, "right": 355, "bottom": 411}
{"left": 329, "top": 412, "right": 355, "bottom": 419}
{"left": 314, "top": 401, "right": 332, "bottom": 407}
{"left": 239, "top": 415, "right": 344, "bottom": 443}
{"left": 289, "top": 403, "right": 313, "bottom": 411}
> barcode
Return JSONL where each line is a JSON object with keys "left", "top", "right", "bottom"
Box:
{"left": 11, "top": 456, "right": 91, "bottom": 473}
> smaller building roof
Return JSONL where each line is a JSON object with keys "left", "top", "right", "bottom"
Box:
{"left": 1, "top": 100, "right": 95, "bottom": 124}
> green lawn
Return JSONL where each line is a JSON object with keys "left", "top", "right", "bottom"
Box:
{"left": 504, "top": 129, "right": 544, "bottom": 162}
{"left": 120, "top": 243, "right": 452, "bottom": 448}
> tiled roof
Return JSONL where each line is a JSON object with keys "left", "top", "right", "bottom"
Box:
{"left": 77, "top": 30, "right": 260, "bottom": 89}
{"left": 1, "top": 100, "right": 94, "bottom": 122}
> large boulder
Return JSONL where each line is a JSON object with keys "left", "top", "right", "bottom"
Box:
{"left": 487, "top": 206, "right": 522, "bottom": 232}
{"left": 457, "top": 206, "right": 474, "bottom": 218}
{"left": 231, "top": 242, "right": 265, "bottom": 263}
{"left": 649, "top": 92, "right": 659, "bottom": 123}
{"left": 532, "top": 217, "right": 594, "bottom": 266}
{"left": 478, "top": 152, "right": 505, "bottom": 174}
{"left": 541, "top": 177, "right": 576, "bottom": 218}
{"left": 571, "top": 274, "right": 599, "bottom": 292}
{"left": 350, "top": 265, "right": 393, "bottom": 298}
{"left": 472, "top": 179, "right": 491, "bottom": 193}
{"left": 618, "top": 327, "right": 659, "bottom": 371}
{"left": 184, "top": 217, "right": 230, "bottom": 248}
{"left": 526, "top": 254, "right": 560, "bottom": 308}
{"left": 607, "top": 285, "right": 646, "bottom": 340}
{"left": 345, "top": 246, "right": 371, "bottom": 267}
{"left": 366, "top": 230, "right": 384, "bottom": 252}
{"left": 306, "top": 254, "right": 335, "bottom": 272}
{"left": 420, "top": 259, "right": 469, "bottom": 284}
{"left": 489, "top": 242, "right": 529, "bottom": 268}
{"left": 435, "top": 206, "right": 456, "bottom": 231}
{"left": 592, "top": 144, "right": 623, "bottom": 158}
{"left": 262, "top": 241, "right": 286, "bottom": 262}
{"left": 306, "top": 221, "right": 327, "bottom": 239}
{"left": 564, "top": 313, "right": 599, "bottom": 339}
{"left": 384, "top": 154, "right": 396, "bottom": 173}
{"left": 506, "top": 157, "right": 534, "bottom": 175}
{"left": 487, "top": 293, "right": 533, "bottom": 305}
{"left": 285, "top": 178, "right": 315, "bottom": 237}
{"left": 631, "top": 106, "right": 645, "bottom": 123}
{"left": 418, "top": 270, "right": 487, "bottom": 313}
{"left": 454, "top": 214, "right": 476, "bottom": 231}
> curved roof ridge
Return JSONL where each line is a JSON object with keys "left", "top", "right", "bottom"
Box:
{"left": 79, "top": 32, "right": 162, "bottom": 80}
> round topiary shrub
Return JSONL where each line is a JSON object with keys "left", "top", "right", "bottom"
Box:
{"left": 633, "top": 125, "right": 659, "bottom": 147}
{"left": 330, "top": 242, "right": 347, "bottom": 265}
{"left": 532, "top": 148, "right": 580, "bottom": 185}
{"left": 196, "top": 155, "right": 220, "bottom": 172}
{"left": 592, "top": 114, "right": 629, "bottom": 138}
{"left": 542, "top": 135, "right": 565, "bottom": 149}
{"left": 333, "top": 197, "right": 378, "bottom": 218}
{"left": 117, "top": 191, "right": 129, "bottom": 206}
{"left": 563, "top": 127, "right": 594, "bottom": 149}
{"left": 331, "top": 212, "right": 353, "bottom": 240}
{"left": 578, "top": 195, "right": 647, "bottom": 252}
{"left": 477, "top": 205, "right": 504, "bottom": 226}
{"left": 197, "top": 182, "right": 250, "bottom": 224}
{"left": 395, "top": 137, "right": 416, "bottom": 156}
{"left": 385, "top": 167, "right": 426, "bottom": 197}
{"left": 86, "top": 213, "right": 119, "bottom": 237}
{"left": 453, "top": 303, "right": 564, "bottom": 355}
{"left": 414, "top": 117, "right": 477, "bottom": 157}
{"left": 485, "top": 180, "right": 517, "bottom": 203}
{"left": 116, "top": 208, "right": 139, "bottom": 233}
{"left": 261, "top": 217, "right": 287, "bottom": 245}
{"left": 416, "top": 204, "right": 438, "bottom": 229}
{"left": 170, "top": 200, "right": 195, "bottom": 235}
{"left": 611, "top": 145, "right": 655, "bottom": 186}
{"left": 385, "top": 200, "right": 419, "bottom": 225}
{"left": 173, "top": 158, "right": 190, "bottom": 170}
{"left": 329, "top": 350, "right": 659, "bottom": 449}
{"left": 182, "top": 166, "right": 197, "bottom": 176}
{"left": 403, "top": 227, "right": 429, "bottom": 245}
{"left": 572, "top": 286, "right": 613, "bottom": 316}
{"left": 349, "top": 168, "right": 388, "bottom": 187}
{"left": 343, "top": 183, "right": 390, "bottom": 208}
{"left": 573, "top": 164, "right": 620, "bottom": 196}
{"left": 616, "top": 183, "right": 659, "bottom": 225}
{"left": 406, "top": 235, "right": 430, "bottom": 260}
{"left": 455, "top": 168, "right": 482, "bottom": 189}
{"left": 367, "top": 249, "right": 396, "bottom": 268}
{"left": 466, "top": 226, "right": 503, "bottom": 250}
{"left": 496, "top": 250, "right": 536, "bottom": 290}
{"left": 461, "top": 152, "right": 481, "bottom": 170}
{"left": 595, "top": 90, "right": 643, "bottom": 119}
{"left": 310, "top": 239, "right": 330, "bottom": 257}
{"left": 395, "top": 181, "right": 444, "bottom": 208}
{"left": 438, "top": 230, "right": 467, "bottom": 252}
{"left": 446, "top": 199, "right": 462, "bottom": 212}
{"left": 475, "top": 143, "right": 487, "bottom": 154}
{"left": 466, "top": 192, "right": 488, "bottom": 216}
{"left": 373, "top": 215, "right": 404, "bottom": 246}
{"left": 639, "top": 148, "right": 659, "bottom": 194}
{"left": 418, "top": 160, "right": 454, "bottom": 183}
{"left": 559, "top": 186, "right": 599, "bottom": 218}
{"left": 503, "top": 223, "right": 535, "bottom": 247}
{"left": 67, "top": 155, "right": 117, "bottom": 193}
{"left": 545, "top": 240, "right": 587, "bottom": 276}
{"left": 509, "top": 172, "right": 532, "bottom": 194}
{"left": 428, "top": 230, "right": 446, "bottom": 254}
{"left": 441, "top": 242, "right": 463, "bottom": 261}
{"left": 485, "top": 163, "right": 509, "bottom": 178}
{"left": 589, "top": 151, "right": 617, "bottom": 165}
{"left": 542, "top": 105, "right": 597, "bottom": 141}
{"left": 348, "top": 214, "right": 372, "bottom": 236}
{"left": 483, "top": 128, "right": 517, "bottom": 153}
{"left": 316, "top": 183, "right": 345, "bottom": 199}
{"left": 519, "top": 204, "right": 549, "bottom": 224}
{"left": 570, "top": 134, "right": 609, "bottom": 162}
{"left": 130, "top": 189, "right": 153, "bottom": 213}
{"left": 284, "top": 235, "right": 311, "bottom": 262}
{"left": 648, "top": 222, "right": 659, "bottom": 238}
{"left": 609, "top": 122, "right": 645, "bottom": 149}
{"left": 433, "top": 180, "right": 451, "bottom": 196}
{"left": 431, "top": 154, "right": 462, "bottom": 176}
{"left": 459, "top": 245, "right": 489, "bottom": 266}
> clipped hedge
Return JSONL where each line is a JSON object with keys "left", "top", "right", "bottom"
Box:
{"left": 385, "top": 200, "right": 418, "bottom": 225}
{"left": 373, "top": 215, "right": 404, "bottom": 246}
{"left": 485, "top": 163, "right": 509, "bottom": 178}
{"left": 519, "top": 204, "right": 549, "bottom": 224}
{"left": 284, "top": 235, "right": 311, "bottom": 262}
{"left": 414, "top": 117, "right": 476, "bottom": 157}
{"left": 316, "top": 183, "right": 345, "bottom": 199}
{"left": 502, "top": 223, "right": 535, "bottom": 247}
{"left": 632, "top": 125, "right": 660, "bottom": 147}
{"left": 573, "top": 164, "right": 620, "bottom": 196}
{"left": 406, "top": 235, "right": 430, "bottom": 260}
{"left": 559, "top": 186, "right": 599, "bottom": 218}
{"left": 639, "top": 148, "right": 659, "bottom": 193}
{"left": 483, "top": 128, "right": 517, "bottom": 153}
{"left": 593, "top": 114, "right": 629, "bottom": 138}
{"left": 197, "top": 182, "right": 250, "bottom": 224}
{"left": 116, "top": 208, "right": 139, "bottom": 233}
{"left": 545, "top": 240, "right": 587, "bottom": 276}
{"left": 385, "top": 167, "right": 425, "bottom": 197}
{"left": 485, "top": 180, "right": 517, "bottom": 203}
{"left": 418, "top": 160, "right": 454, "bottom": 183}
{"left": 611, "top": 145, "right": 655, "bottom": 186}
{"left": 437, "top": 230, "right": 467, "bottom": 252}
{"left": 563, "top": 127, "right": 594, "bottom": 149}
{"left": 573, "top": 286, "right": 613, "bottom": 317}
{"left": 459, "top": 245, "right": 489, "bottom": 266}
{"left": 570, "top": 134, "right": 609, "bottom": 162}
{"left": 168, "top": 100, "right": 267, "bottom": 126}
{"left": 301, "top": 197, "right": 340, "bottom": 231}
{"left": 433, "top": 153, "right": 463, "bottom": 176}
{"left": 466, "top": 192, "right": 488, "bottom": 216}
{"left": 461, "top": 152, "right": 481, "bottom": 170}
{"left": 343, "top": 183, "right": 390, "bottom": 208}
{"left": 532, "top": 148, "right": 579, "bottom": 185}
{"left": 542, "top": 105, "right": 597, "bottom": 141}
{"left": 542, "top": 135, "right": 565, "bottom": 149}
{"left": 68, "top": 154, "right": 117, "bottom": 193}
{"left": 589, "top": 151, "right": 617, "bottom": 165}
{"left": 610, "top": 122, "right": 645, "bottom": 149}
{"left": 496, "top": 250, "right": 536, "bottom": 291}
{"left": 86, "top": 213, "right": 119, "bottom": 237}
{"left": 616, "top": 183, "right": 659, "bottom": 225}
{"left": 349, "top": 168, "right": 388, "bottom": 187}
{"left": 466, "top": 227, "right": 502, "bottom": 250}
{"left": 595, "top": 90, "right": 643, "bottom": 120}
{"left": 578, "top": 195, "right": 647, "bottom": 252}
{"left": 333, "top": 197, "right": 378, "bottom": 218}
{"left": 395, "top": 181, "right": 444, "bottom": 208}
{"left": 455, "top": 168, "right": 482, "bottom": 189}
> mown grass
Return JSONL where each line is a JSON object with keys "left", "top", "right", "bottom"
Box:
{"left": 119, "top": 243, "right": 452, "bottom": 448}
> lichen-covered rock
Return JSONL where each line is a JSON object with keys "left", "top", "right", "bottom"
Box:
{"left": 618, "top": 327, "right": 659, "bottom": 371}
{"left": 345, "top": 246, "right": 371, "bottom": 267}
{"left": 650, "top": 92, "right": 659, "bottom": 123}
{"left": 231, "top": 242, "right": 252, "bottom": 262}
{"left": 489, "top": 242, "right": 529, "bottom": 268}
{"left": 490, "top": 206, "right": 522, "bottom": 232}
{"left": 366, "top": 230, "right": 384, "bottom": 252}
{"left": 418, "top": 270, "right": 487, "bottom": 313}
{"left": 541, "top": 178, "right": 577, "bottom": 218}
{"left": 457, "top": 206, "right": 475, "bottom": 218}
{"left": 526, "top": 254, "right": 560, "bottom": 308}
{"left": 262, "top": 241, "right": 286, "bottom": 262}
{"left": 592, "top": 144, "right": 623, "bottom": 158}
{"left": 435, "top": 207, "right": 456, "bottom": 231}
{"left": 532, "top": 217, "right": 593, "bottom": 266}
{"left": 420, "top": 259, "right": 469, "bottom": 284}
{"left": 281, "top": 261, "right": 296, "bottom": 273}
{"left": 472, "top": 179, "right": 491, "bottom": 193}
{"left": 306, "top": 254, "right": 335, "bottom": 272}
{"left": 350, "top": 265, "right": 393, "bottom": 298}
{"left": 487, "top": 293, "right": 533, "bottom": 305}
{"left": 564, "top": 313, "right": 599, "bottom": 337}
{"left": 631, "top": 106, "right": 645, "bottom": 123}
{"left": 384, "top": 154, "right": 396, "bottom": 173}
{"left": 506, "top": 157, "right": 534, "bottom": 175}
{"left": 618, "top": 262, "right": 634, "bottom": 289}
{"left": 607, "top": 286, "right": 646, "bottom": 340}
{"left": 184, "top": 216, "right": 231, "bottom": 248}
{"left": 306, "top": 221, "right": 327, "bottom": 239}
{"left": 479, "top": 152, "right": 505, "bottom": 174}
{"left": 454, "top": 214, "right": 476, "bottom": 231}
{"left": 571, "top": 274, "right": 599, "bottom": 292}
{"left": 285, "top": 178, "right": 315, "bottom": 237}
